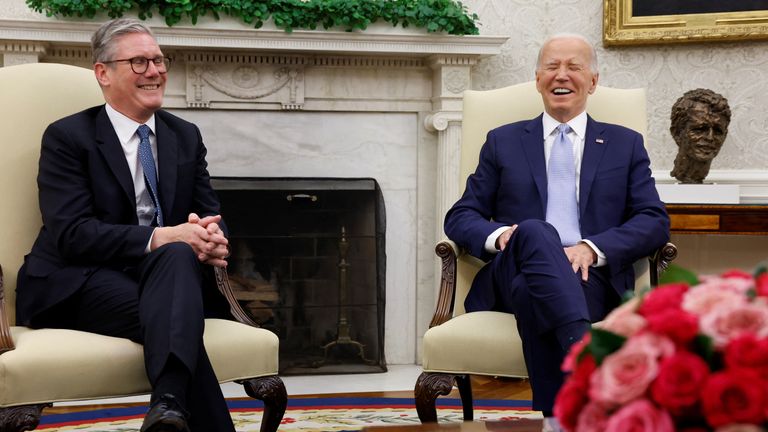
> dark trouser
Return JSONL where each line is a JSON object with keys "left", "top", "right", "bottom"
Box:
{"left": 32, "top": 242, "right": 235, "bottom": 432}
{"left": 488, "top": 220, "right": 619, "bottom": 411}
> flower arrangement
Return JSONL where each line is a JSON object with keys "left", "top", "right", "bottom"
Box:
{"left": 555, "top": 265, "right": 768, "bottom": 432}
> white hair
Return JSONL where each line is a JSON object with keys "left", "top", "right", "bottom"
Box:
{"left": 535, "top": 33, "right": 598, "bottom": 74}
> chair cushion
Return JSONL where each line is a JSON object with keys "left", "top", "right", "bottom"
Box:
{"left": 422, "top": 311, "right": 528, "bottom": 378}
{"left": 0, "top": 319, "right": 278, "bottom": 407}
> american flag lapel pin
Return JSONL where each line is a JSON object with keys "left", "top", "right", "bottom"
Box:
{"left": 595, "top": 138, "right": 604, "bottom": 144}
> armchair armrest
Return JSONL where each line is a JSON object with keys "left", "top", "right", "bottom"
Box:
{"left": 0, "top": 265, "right": 16, "bottom": 354}
{"left": 430, "top": 239, "right": 462, "bottom": 328}
{"left": 213, "top": 267, "right": 260, "bottom": 328}
{"left": 649, "top": 242, "right": 678, "bottom": 286}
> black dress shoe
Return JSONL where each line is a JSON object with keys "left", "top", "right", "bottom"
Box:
{"left": 140, "top": 393, "right": 190, "bottom": 432}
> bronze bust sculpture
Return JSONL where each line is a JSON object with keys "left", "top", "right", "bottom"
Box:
{"left": 669, "top": 89, "right": 731, "bottom": 184}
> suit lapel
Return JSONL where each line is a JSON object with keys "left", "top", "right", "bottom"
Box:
{"left": 155, "top": 113, "right": 178, "bottom": 220}
{"left": 95, "top": 106, "right": 135, "bottom": 207}
{"left": 579, "top": 116, "right": 608, "bottom": 217}
{"left": 520, "top": 115, "right": 547, "bottom": 214}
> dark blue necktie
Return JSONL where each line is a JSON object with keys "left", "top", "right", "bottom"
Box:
{"left": 136, "top": 124, "right": 163, "bottom": 227}
{"left": 545, "top": 124, "right": 580, "bottom": 246}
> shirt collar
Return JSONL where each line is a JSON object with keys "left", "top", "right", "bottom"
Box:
{"left": 542, "top": 110, "right": 587, "bottom": 141}
{"left": 104, "top": 103, "right": 156, "bottom": 144}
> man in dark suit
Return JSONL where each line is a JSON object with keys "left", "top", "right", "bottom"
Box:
{"left": 16, "top": 18, "right": 235, "bottom": 432}
{"left": 444, "top": 34, "right": 670, "bottom": 429}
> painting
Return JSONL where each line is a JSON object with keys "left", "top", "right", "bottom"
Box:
{"left": 604, "top": 0, "right": 768, "bottom": 45}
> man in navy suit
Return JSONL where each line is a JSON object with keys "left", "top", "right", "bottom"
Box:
{"left": 444, "top": 34, "right": 669, "bottom": 427}
{"left": 16, "top": 18, "right": 235, "bottom": 432}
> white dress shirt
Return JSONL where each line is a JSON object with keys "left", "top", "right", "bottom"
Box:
{"left": 104, "top": 104, "right": 159, "bottom": 251}
{"left": 483, "top": 111, "right": 606, "bottom": 266}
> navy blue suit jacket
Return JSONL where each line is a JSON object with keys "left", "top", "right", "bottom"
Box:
{"left": 445, "top": 114, "right": 670, "bottom": 311}
{"left": 16, "top": 105, "right": 224, "bottom": 325}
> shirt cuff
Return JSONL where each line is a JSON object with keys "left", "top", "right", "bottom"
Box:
{"left": 145, "top": 228, "right": 156, "bottom": 254}
{"left": 581, "top": 239, "right": 606, "bottom": 267}
{"left": 485, "top": 226, "right": 513, "bottom": 253}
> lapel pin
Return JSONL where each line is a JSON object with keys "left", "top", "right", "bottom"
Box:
{"left": 595, "top": 138, "right": 604, "bottom": 144}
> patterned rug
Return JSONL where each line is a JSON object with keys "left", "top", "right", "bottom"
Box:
{"left": 39, "top": 397, "right": 539, "bottom": 431}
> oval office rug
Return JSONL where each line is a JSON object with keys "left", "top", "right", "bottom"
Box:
{"left": 38, "top": 397, "right": 539, "bottom": 431}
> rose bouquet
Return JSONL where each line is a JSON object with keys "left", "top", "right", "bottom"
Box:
{"left": 554, "top": 265, "right": 768, "bottom": 432}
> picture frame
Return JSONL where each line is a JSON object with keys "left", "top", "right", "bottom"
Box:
{"left": 604, "top": 0, "right": 768, "bottom": 46}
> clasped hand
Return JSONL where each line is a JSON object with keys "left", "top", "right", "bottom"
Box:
{"left": 150, "top": 213, "right": 230, "bottom": 267}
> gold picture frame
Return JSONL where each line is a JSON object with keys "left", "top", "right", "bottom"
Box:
{"left": 604, "top": 0, "right": 768, "bottom": 45}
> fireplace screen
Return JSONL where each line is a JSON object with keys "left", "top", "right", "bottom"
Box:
{"left": 212, "top": 178, "right": 386, "bottom": 374}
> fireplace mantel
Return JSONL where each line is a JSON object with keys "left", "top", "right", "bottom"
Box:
{"left": 0, "top": 7, "right": 508, "bottom": 364}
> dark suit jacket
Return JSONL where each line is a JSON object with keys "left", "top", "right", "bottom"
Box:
{"left": 16, "top": 105, "right": 224, "bottom": 326}
{"left": 445, "top": 114, "right": 670, "bottom": 310}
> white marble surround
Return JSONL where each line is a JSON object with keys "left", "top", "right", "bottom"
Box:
{"left": 0, "top": 2, "right": 508, "bottom": 364}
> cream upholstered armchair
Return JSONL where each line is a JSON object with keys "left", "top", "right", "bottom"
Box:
{"left": 0, "top": 63, "right": 287, "bottom": 431}
{"left": 414, "top": 82, "right": 678, "bottom": 422}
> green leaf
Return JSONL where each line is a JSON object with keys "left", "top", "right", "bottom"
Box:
{"left": 691, "top": 334, "right": 720, "bottom": 369}
{"left": 658, "top": 263, "right": 700, "bottom": 286}
{"left": 588, "top": 327, "right": 627, "bottom": 365}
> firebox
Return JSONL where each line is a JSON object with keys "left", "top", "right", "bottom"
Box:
{"left": 212, "top": 177, "right": 386, "bottom": 374}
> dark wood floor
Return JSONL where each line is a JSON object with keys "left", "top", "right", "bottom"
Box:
{"left": 45, "top": 376, "right": 532, "bottom": 414}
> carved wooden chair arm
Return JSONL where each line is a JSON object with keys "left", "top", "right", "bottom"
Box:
{"left": 430, "top": 240, "right": 461, "bottom": 328}
{"left": 0, "top": 265, "right": 16, "bottom": 354}
{"left": 213, "top": 266, "right": 260, "bottom": 328}
{"left": 649, "top": 242, "right": 678, "bottom": 287}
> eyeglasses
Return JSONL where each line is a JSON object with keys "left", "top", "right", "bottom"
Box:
{"left": 102, "top": 56, "right": 172, "bottom": 74}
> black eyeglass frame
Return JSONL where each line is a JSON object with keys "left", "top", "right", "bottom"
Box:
{"left": 101, "top": 56, "right": 172, "bottom": 74}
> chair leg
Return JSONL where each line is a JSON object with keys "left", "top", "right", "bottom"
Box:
{"left": 414, "top": 372, "right": 455, "bottom": 423}
{"left": 242, "top": 376, "right": 288, "bottom": 432}
{"left": 0, "top": 404, "right": 50, "bottom": 432}
{"left": 455, "top": 374, "right": 474, "bottom": 421}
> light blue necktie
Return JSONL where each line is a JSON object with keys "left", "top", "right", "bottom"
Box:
{"left": 546, "top": 124, "right": 580, "bottom": 246}
{"left": 137, "top": 124, "right": 163, "bottom": 227}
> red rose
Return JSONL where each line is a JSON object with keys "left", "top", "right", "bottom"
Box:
{"left": 721, "top": 269, "right": 754, "bottom": 280}
{"left": 638, "top": 283, "right": 689, "bottom": 317}
{"left": 701, "top": 368, "right": 766, "bottom": 427}
{"left": 651, "top": 351, "right": 709, "bottom": 415}
{"left": 570, "top": 353, "right": 597, "bottom": 389}
{"left": 645, "top": 308, "right": 699, "bottom": 345}
{"left": 756, "top": 273, "right": 768, "bottom": 298}
{"left": 724, "top": 334, "right": 768, "bottom": 380}
{"left": 555, "top": 379, "right": 589, "bottom": 432}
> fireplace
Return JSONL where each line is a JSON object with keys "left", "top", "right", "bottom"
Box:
{"left": 213, "top": 177, "right": 386, "bottom": 374}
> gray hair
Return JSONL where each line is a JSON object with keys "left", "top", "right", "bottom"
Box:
{"left": 91, "top": 18, "right": 156, "bottom": 64}
{"left": 535, "top": 33, "right": 598, "bottom": 74}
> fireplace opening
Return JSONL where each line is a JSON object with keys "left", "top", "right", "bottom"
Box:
{"left": 212, "top": 177, "right": 386, "bottom": 374}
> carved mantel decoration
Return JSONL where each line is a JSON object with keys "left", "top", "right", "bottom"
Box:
{"left": 0, "top": 5, "right": 508, "bottom": 363}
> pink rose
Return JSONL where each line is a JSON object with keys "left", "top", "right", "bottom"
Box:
{"left": 651, "top": 351, "right": 709, "bottom": 415}
{"left": 575, "top": 400, "right": 610, "bottom": 432}
{"left": 683, "top": 284, "right": 746, "bottom": 316}
{"left": 638, "top": 283, "right": 689, "bottom": 317}
{"left": 701, "top": 368, "right": 766, "bottom": 427}
{"left": 700, "top": 302, "right": 768, "bottom": 348}
{"left": 601, "top": 297, "right": 647, "bottom": 338}
{"left": 604, "top": 399, "right": 674, "bottom": 432}
{"left": 698, "top": 275, "right": 754, "bottom": 295}
{"left": 588, "top": 337, "right": 661, "bottom": 406}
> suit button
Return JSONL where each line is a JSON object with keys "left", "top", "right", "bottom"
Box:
{"left": 83, "top": 269, "right": 91, "bottom": 276}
